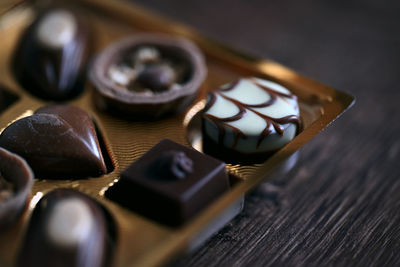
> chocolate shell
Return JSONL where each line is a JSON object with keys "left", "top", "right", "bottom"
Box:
{"left": 12, "top": 8, "right": 90, "bottom": 100}
{"left": 89, "top": 34, "right": 206, "bottom": 119}
{"left": 0, "top": 148, "right": 33, "bottom": 230}
{"left": 0, "top": 104, "right": 107, "bottom": 178}
{"left": 17, "top": 188, "right": 114, "bottom": 267}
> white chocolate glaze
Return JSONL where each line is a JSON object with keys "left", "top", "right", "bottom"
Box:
{"left": 46, "top": 198, "right": 94, "bottom": 247}
{"left": 203, "top": 77, "right": 301, "bottom": 154}
{"left": 37, "top": 10, "right": 77, "bottom": 49}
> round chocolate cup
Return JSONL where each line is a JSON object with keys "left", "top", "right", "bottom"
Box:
{"left": 0, "top": 148, "right": 34, "bottom": 230}
{"left": 89, "top": 34, "right": 207, "bottom": 119}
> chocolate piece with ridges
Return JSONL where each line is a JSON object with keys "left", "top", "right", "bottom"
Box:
{"left": 17, "top": 189, "right": 114, "bottom": 267}
{"left": 0, "top": 104, "right": 107, "bottom": 178}
{"left": 106, "top": 139, "right": 229, "bottom": 226}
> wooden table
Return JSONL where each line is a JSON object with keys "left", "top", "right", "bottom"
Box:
{"left": 131, "top": 0, "right": 400, "bottom": 266}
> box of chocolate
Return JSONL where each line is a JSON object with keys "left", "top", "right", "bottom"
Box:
{"left": 0, "top": 0, "right": 354, "bottom": 266}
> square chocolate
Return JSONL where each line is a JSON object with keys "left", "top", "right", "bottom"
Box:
{"left": 105, "top": 139, "right": 229, "bottom": 226}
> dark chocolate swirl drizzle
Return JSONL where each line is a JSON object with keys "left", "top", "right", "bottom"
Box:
{"left": 203, "top": 78, "right": 301, "bottom": 149}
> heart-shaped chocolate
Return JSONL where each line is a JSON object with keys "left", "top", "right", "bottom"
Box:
{"left": 0, "top": 105, "right": 107, "bottom": 178}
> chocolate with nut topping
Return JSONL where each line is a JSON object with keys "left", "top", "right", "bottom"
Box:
{"left": 106, "top": 139, "right": 229, "bottom": 226}
{"left": 151, "top": 150, "right": 194, "bottom": 180}
{"left": 90, "top": 34, "right": 206, "bottom": 119}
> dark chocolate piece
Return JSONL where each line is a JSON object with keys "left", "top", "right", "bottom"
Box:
{"left": 0, "top": 148, "right": 33, "bottom": 230}
{"left": 0, "top": 104, "right": 107, "bottom": 178}
{"left": 17, "top": 189, "right": 114, "bottom": 267}
{"left": 90, "top": 34, "right": 206, "bottom": 119}
{"left": 12, "top": 8, "right": 90, "bottom": 100}
{"left": 0, "top": 85, "right": 19, "bottom": 114}
{"left": 136, "top": 64, "right": 177, "bottom": 92}
{"left": 0, "top": 175, "right": 14, "bottom": 203}
{"left": 106, "top": 139, "right": 229, "bottom": 226}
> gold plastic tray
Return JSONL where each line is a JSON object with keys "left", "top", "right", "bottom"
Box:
{"left": 0, "top": 0, "right": 354, "bottom": 266}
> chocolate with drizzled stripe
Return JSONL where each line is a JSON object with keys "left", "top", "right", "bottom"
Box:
{"left": 202, "top": 77, "right": 301, "bottom": 162}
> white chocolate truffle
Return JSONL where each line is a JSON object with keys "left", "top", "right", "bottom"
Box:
{"left": 36, "top": 10, "right": 77, "bottom": 49}
{"left": 203, "top": 77, "right": 301, "bottom": 154}
{"left": 46, "top": 198, "right": 94, "bottom": 247}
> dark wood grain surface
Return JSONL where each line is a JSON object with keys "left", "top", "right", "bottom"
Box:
{"left": 130, "top": 0, "right": 400, "bottom": 266}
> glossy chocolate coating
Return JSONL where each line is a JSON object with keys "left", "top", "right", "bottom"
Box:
{"left": 136, "top": 64, "right": 177, "bottom": 92}
{"left": 0, "top": 175, "right": 13, "bottom": 203}
{"left": 0, "top": 104, "right": 107, "bottom": 178}
{"left": 17, "top": 189, "right": 113, "bottom": 267}
{"left": 106, "top": 139, "right": 229, "bottom": 226}
{"left": 12, "top": 8, "right": 90, "bottom": 100}
{"left": 152, "top": 150, "right": 194, "bottom": 179}
{"left": 90, "top": 34, "right": 206, "bottom": 119}
{"left": 0, "top": 85, "right": 19, "bottom": 114}
{"left": 0, "top": 148, "right": 33, "bottom": 230}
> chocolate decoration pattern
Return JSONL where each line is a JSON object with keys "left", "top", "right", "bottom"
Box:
{"left": 0, "top": 104, "right": 107, "bottom": 178}
{"left": 106, "top": 139, "right": 229, "bottom": 226}
{"left": 203, "top": 77, "right": 301, "bottom": 155}
{"left": 17, "top": 189, "right": 112, "bottom": 267}
{"left": 12, "top": 9, "right": 90, "bottom": 100}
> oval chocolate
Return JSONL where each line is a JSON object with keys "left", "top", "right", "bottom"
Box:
{"left": 12, "top": 8, "right": 90, "bottom": 100}
{"left": 17, "top": 188, "right": 114, "bottom": 267}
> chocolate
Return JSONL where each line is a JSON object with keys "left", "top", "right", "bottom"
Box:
{"left": 90, "top": 34, "right": 206, "bottom": 119}
{"left": 0, "top": 175, "right": 14, "bottom": 203}
{"left": 151, "top": 150, "right": 194, "bottom": 180}
{"left": 136, "top": 64, "right": 177, "bottom": 92}
{"left": 17, "top": 188, "right": 114, "bottom": 267}
{"left": 0, "top": 85, "right": 19, "bottom": 114}
{"left": 0, "top": 104, "right": 107, "bottom": 178}
{"left": 105, "top": 139, "right": 229, "bottom": 226}
{"left": 0, "top": 148, "right": 33, "bottom": 230}
{"left": 202, "top": 77, "right": 301, "bottom": 163}
{"left": 12, "top": 8, "right": 90, "bottom": 100}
